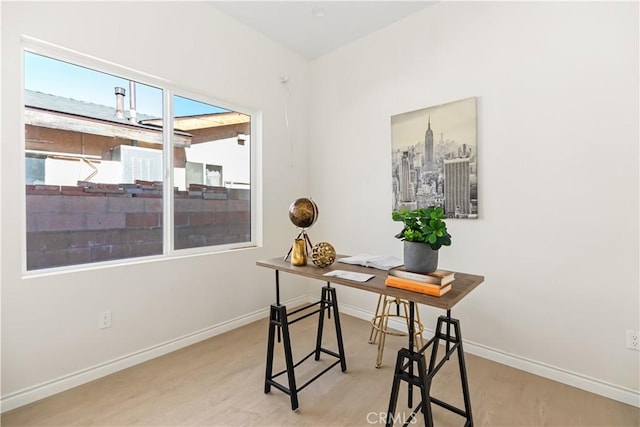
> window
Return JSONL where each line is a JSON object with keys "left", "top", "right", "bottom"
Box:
{"left": 24, "top": 48, "right": 255, "bottom": 271}
{"left": 171, "top": 96, "right": 251, "bottom": 250}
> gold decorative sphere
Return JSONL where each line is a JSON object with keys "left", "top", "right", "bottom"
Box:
{"left": 311, "top": 242, "right": 336, "bottom": 267}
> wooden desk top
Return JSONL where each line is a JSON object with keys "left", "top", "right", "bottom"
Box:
{"left": 257, "top": 256, "right": 484, "bottom": 310}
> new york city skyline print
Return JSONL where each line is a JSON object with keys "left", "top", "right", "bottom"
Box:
{"left": 391, "top": 97, "right": 478, "bottom": 219}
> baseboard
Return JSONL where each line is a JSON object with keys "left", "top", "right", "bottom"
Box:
{"left": 338, "top": 303, "right": 640, "bottom": 408}
{"left": 461, "top": 338, "right": 640, "bottom": 408}
{"left": 0, "top": 294, "right": 309, "bottom": 413}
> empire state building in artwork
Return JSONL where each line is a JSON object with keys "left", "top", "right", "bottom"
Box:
{"left": 424, "top": 117, "right": 434, "bottom": 171}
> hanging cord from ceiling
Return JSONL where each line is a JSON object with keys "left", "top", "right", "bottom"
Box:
{"left": 281, "top": 75, "right": 294, "bottom": 167}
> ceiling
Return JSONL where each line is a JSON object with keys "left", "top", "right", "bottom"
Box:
{"left": 209, "top": 1, "right": 434, "bottom": 59}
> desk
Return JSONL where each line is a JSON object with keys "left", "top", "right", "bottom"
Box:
{"left": 257, "top": 256, "right": 484, "bottom": 426}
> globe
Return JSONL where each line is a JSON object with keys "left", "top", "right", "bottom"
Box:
{"left": 288, "top": 198, "right": 319, "bottom": 229}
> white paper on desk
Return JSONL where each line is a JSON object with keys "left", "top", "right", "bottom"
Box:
{"left": 323, "top": 270, "right": 375, "bottom": 282}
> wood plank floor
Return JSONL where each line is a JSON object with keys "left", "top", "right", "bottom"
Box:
{"left": 2, "top": 313, "right": 638, "bottom": 426}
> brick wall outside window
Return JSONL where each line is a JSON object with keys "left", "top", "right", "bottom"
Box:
{"left": 26, "top": 181, "right": 250, "bottom": 270}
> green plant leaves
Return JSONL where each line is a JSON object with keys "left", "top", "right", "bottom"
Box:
{"left": 429, "top": 206, "right": 444, "bottom": 219}
{"left": 391, "top": 206, "right": 452, "bottom": 250}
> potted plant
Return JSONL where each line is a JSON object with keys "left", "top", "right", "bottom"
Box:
{"left": 392, "top": 206, "right": 452, "bottom": 273}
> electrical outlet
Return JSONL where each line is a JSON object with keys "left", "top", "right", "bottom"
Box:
{"left": 99, "top": 311, "right": 112, "bottom": 329}
{"left": 626, "top": 330, "right": 639, "bottom": 351}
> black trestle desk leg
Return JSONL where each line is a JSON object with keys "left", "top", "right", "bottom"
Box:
{"left": 275, "top": 271, "right": 281, "bottom": 343}
{"left": 385, "top": 348, "right": 404, "bottom": 427}
{"left": 445, "top": 309, "right": 451, "bottom": 357}
{"left": 316, "top": 285, "right": 346, "bottom": 370}
{"left": 417, "top": 351, "right": 433, "bottom": 427}
{"left": 314, "top": 287, "right": 327, "bottom": 361}
{"left": 428, "top": 318, "right": 442, "bottom": 373}
{"left": 385, "top": 347, "right": 432, "bottom": 427}
{"left": 452, "top": 318, "right": 473, "bottom": 426}
{"left": 386, "top": 315, "right": 474, "bottom": 426}
{"left": 326, "top": 282, "right": 332, "bottom": 319}
{"left": 408, "top": 301, "right": 415, "bottom": 408}
{"left": 327, "top": 286, "right": 347, "bottom": 371}
{"left": 264, "top": 304, "right": 277, "bottom": 394}
{"left": 264, "top": 304, "right": 299, "bottom": 410}
{"left": 279, "top": 304, "right": 299, "bottom": 411}
{"left": 433, "top": 316, "right": 474, "bottom": 427}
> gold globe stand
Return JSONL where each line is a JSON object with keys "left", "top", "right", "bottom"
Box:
{"left": 285, "top": 197, "right": 319, "bottom": 262}
{"left": 284, "top": 229, "right": 314, "bottom": 262}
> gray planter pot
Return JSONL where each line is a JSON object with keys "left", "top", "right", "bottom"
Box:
{"left": 403, "top": 241, "right": 439, "bottom": 273}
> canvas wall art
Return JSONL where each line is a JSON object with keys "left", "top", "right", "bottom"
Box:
{"left": 391, "top": 97, "right": 478, "bottom": 219}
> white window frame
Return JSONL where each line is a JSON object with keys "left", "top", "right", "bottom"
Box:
{"left": 21, "top": 37, "right": 261, "bottom": 277}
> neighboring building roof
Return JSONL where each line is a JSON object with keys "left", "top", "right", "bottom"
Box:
{"left": 25, "top": 89, "right": 159, "bottom": 127}
{"left": 24, "top": 89, "right": 193, "bottom": 146}
{"left": 141, "top": 112, "right": 250, "bottom": 132}
{"left": 23, "top": 90, "right": 249, "bottom": 145}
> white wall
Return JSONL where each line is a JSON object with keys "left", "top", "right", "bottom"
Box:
{"left": 1, "top": 1, "right": 310, "bottom": 409}
{"left": 185, "top": 137, "right": 250, "bottom": 187}
{"left": 309, "top": 1, "right": 639, "bottom": 404}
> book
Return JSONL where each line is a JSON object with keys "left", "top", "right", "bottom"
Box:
{"left": 388, "top": 266, "right": 455, "bottom": 286}
{"left": 385, "top": 275, "right": 449, "bottom": 291}
{"left": 337, "top": 254, "right": 403, "bottom": 271}
{"left": 385, "top": 276, "right": 452, "bottom": 297}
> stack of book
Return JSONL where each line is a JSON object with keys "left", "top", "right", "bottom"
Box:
{"left": 385, "top": 267, "right": 455, "bottom": 297}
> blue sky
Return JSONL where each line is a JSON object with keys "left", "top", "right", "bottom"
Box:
{"left": 25, "top": 52, "right": 226, "bottom": 118}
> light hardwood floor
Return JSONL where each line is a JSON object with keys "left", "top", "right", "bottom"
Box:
{"left": 2, "top": 313, "right": 638, "bottom": 426}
